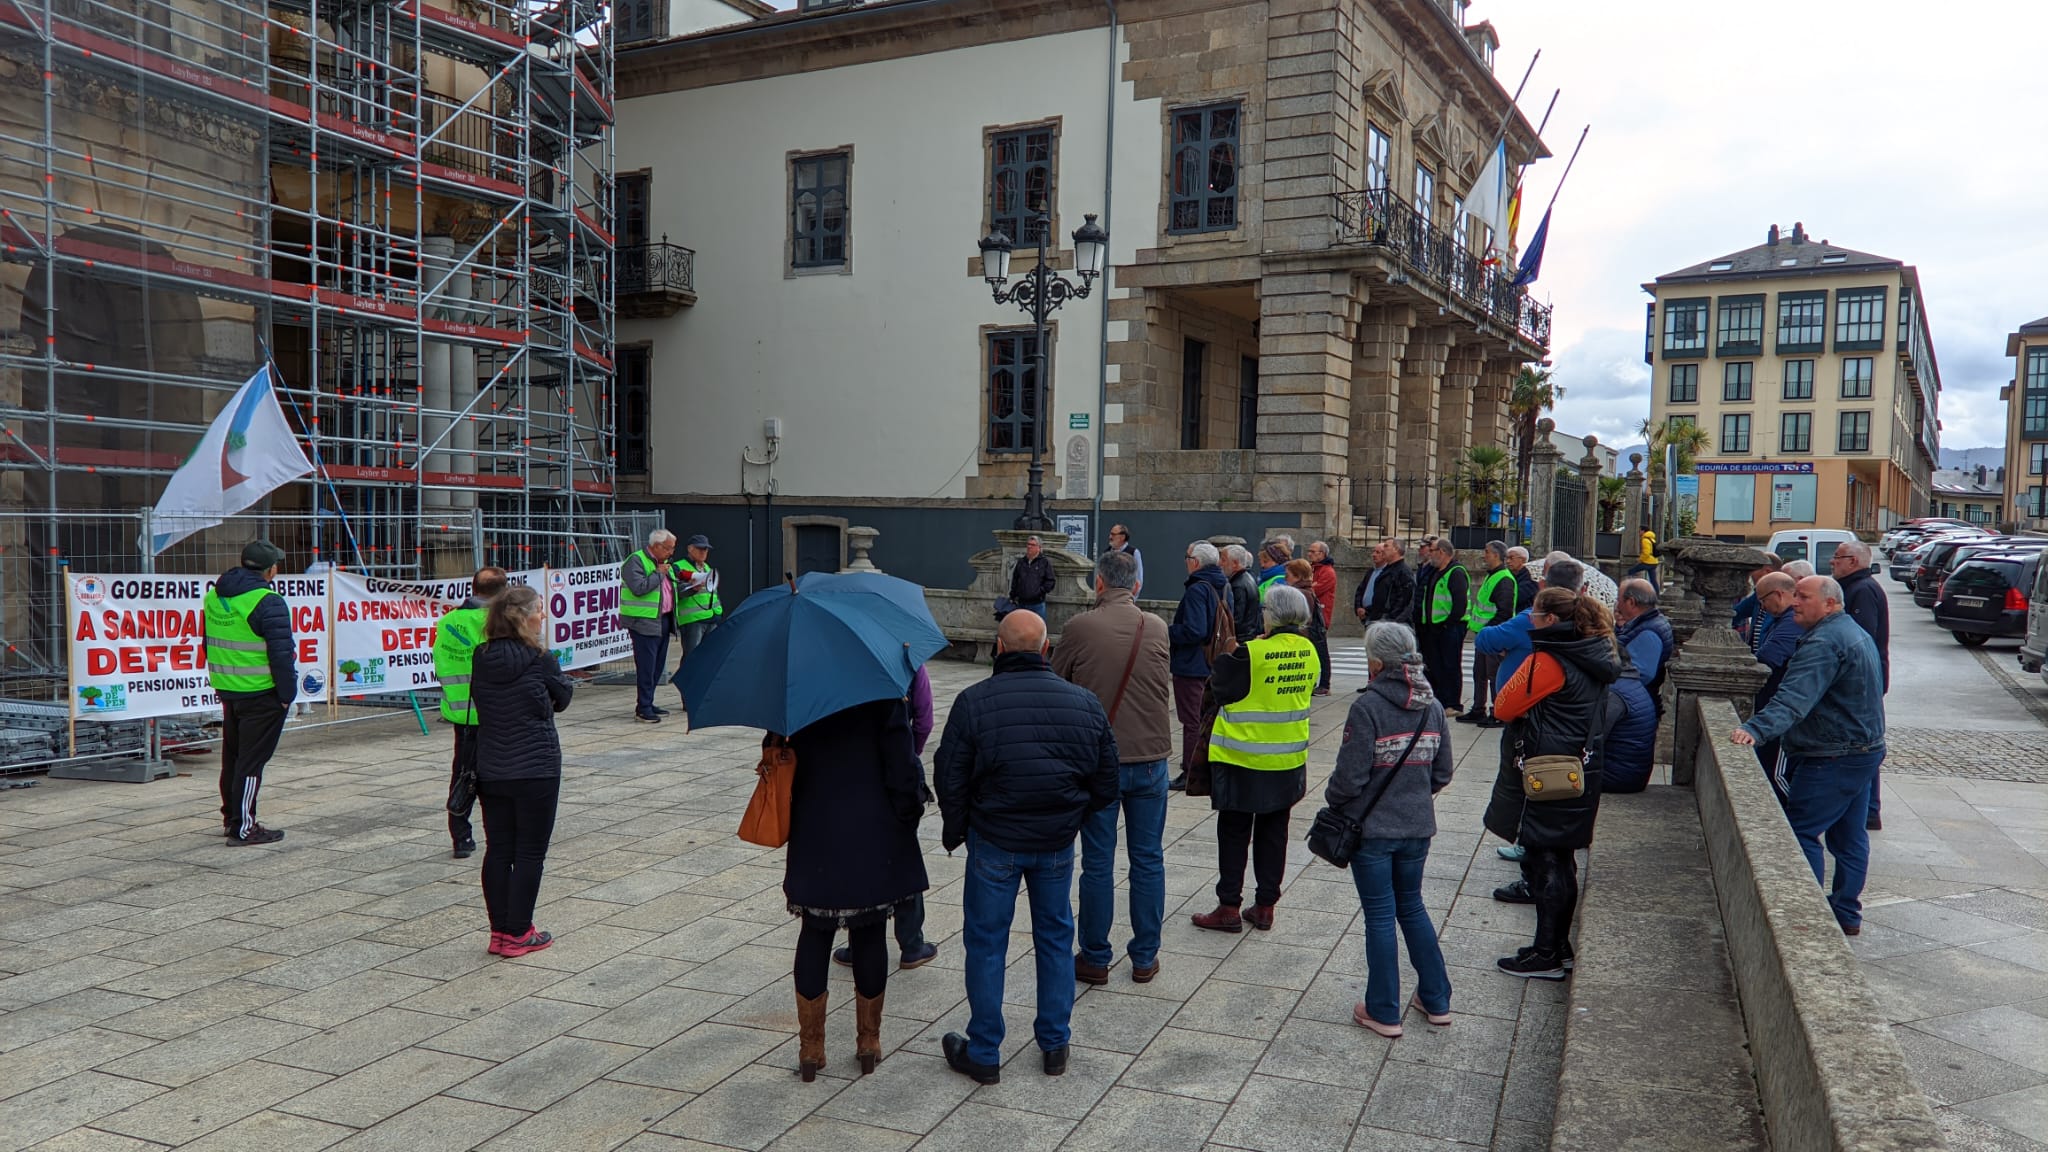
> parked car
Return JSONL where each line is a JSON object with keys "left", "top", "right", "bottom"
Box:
{"left": 1889, "top": 542, "right": 1932, "bottom": 584}
{"left": 1767, "top": 528, "right": 1863, "bottom": 568}
{"left": 2020, "top": 558, "right": 2048, "bottom": 675}
{"left": 1912, "top": 536, "right": 1998, "bottom": 607}
{"left": 1881, "top": 518, "right": 1975, "bottom": 556}
{"left": 1934, "top": 552, "right": 2042, "bottom": 646}
{"left": 1922, "top": 539, "right": 2048, "bottom": 610}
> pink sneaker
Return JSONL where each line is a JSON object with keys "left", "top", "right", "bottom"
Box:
{"left": 487, "top": 931, "right": 509, "bottom": 956}
{"left": 498, "top": 928, "right": 553, "bottom": 957}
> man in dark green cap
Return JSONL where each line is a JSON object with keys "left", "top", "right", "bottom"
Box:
{"left": 204, "top": 540, "right": 298, "bottom": 845}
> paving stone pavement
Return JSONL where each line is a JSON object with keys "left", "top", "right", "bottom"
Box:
{"left": 0, "top": 652, "right": 1564, "bottom": 1152}
{"left": 1851, "top": 581, "right": 2048, "bottom": 1151}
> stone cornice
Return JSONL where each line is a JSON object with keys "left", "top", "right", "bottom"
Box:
{"left": 1378, "top": 0, "right": 1548, "bottom": 165}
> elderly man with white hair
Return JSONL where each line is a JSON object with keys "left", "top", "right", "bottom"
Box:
{"left": 1166, "top": 541, "right": 1231, "bottom": 792}
{"left": 1192, "top": 584, "right": 1320, "bottom": 934}
{"left": 1732, "top": 575, "right": 1887, "bottom": 935}
{"left": 1828, "top": 538, "right": 1890, "bottom": 829}
{"left": 620, "top": 528, "right": 679, "bottom": 723}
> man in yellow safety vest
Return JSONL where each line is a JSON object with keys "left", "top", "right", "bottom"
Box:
{"left": 620, "top": 529, "right": 678, "bottom": 723}
{"left": 204, "top": 540, "right": 299, "bottom": 845}
{"left": 1416, "top": 538, "right": 1469, "bottom": 715}
{"left": 1462, "top": 541, "right": 1520, "bottom": 727}
{"left": 668, "top": 534, "right": 723, "bottom": 709}
{"left": 432, "top": 566, "right": 507, "bottom": 858}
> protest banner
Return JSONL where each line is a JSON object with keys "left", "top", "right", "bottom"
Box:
{"left": 66, "top": 572, "right": 331, "bottom": 721}
{"left": 545, "top": 564, "right": 630, "bottom": 670}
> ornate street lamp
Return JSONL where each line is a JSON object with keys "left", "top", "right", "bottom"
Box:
{"left": 979, "top": 210, "right": 1108, "bottom": 531}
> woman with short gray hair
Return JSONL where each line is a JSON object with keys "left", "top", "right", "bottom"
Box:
{"left": 1192, "top": 583, "right": 1322, "bottom": 934}
{"left": 1326, "top": 621, "right": 1454, "bottom": 1036}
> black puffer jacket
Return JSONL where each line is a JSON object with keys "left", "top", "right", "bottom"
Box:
{"left": 1227, "top": 568, "right": 1263, "bottom": 641}
{"left": 1482, "top": 622, "right": 1622, "bottom": 850}
{"left": 212, "top": 565, "right": 298, "bottom": 705}
{"left": 473, "top": 639, "right": 573, "bottom": 783}
{"left": 934, "top": 651, "right": 1119, "bottom": 853}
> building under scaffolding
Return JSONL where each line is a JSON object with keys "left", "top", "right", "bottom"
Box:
{"left": 0, "top": 0, "right": 622, "bottom": 717}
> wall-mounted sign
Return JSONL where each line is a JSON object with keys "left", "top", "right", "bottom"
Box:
{"left": 1069, "top": 413, "right": 1090, "bottom": 430}
{"left": 1694, "top": 462, "right": 1815, "bottom": 474}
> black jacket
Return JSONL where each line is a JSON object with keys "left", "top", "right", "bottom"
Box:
{"left": 1009, "top": 553, "right": 1056, "bottom": 606}
{"left": 1482, "top": 623, "right": 1622, "bottom": 850}
{"left": 472, "top": 639, "right": 573, "bottom": 783}
{"left": 1513, "top": 570, "right": 1541, "bottom": 616}
{"left": 1205, "top": 628, "right": 1312, "bottom": 815}
{"left": 1419, "top": 564, "right": 1469, "bottom": 635}
{"left": 1168, "top": 565, "right": 1230, "bottom": 679}
{"left": 783, "top": 698, "right": 930, "bottom": 916}
{"left": 1410, "top": 562, "right": 1437, "bottom": 628}
{"left": 1357, "top": 561, "right": 1416, "bottom": 625}
{"left": 934, "top": 652, "right": 1119, "bottom": 853}
{"left": 1227, "top": 568, "right": 1264, "bottom": 641}
{"left": 214, "top": 565, "right": 297, "bottom": 705}
{"left": 1482, "top": 565, "right": 1519, "bottom": 623}
{"left": 1838, "top": 566, "right": 1890, "bottom": 691}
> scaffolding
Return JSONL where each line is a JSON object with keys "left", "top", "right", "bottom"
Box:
{"left": 0, "top": 0, "right": 620, "bottom": 703}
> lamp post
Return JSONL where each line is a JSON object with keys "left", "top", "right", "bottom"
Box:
{"left": 979, "top": 209, "right": 1108, "bottom": 531}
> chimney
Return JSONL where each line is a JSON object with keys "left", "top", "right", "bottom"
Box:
{"left": 1791, "top": 221, "right": 1807, "bottom": 244}
{"left": 1977, "top": 465, "right": 1987, "bottom": 486}
{"left": 1767, "top": 225, "right": 1780, "bottom": 246}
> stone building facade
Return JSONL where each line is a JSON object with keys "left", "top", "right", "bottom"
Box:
{"left": 615, "top": 0, "right": 1550, "bottom": 591}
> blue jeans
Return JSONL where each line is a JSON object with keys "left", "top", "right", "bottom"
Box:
{"left": 1781, "top": 749, "right": 1884, "bottom": 928}
{"left": 1078, "top": 760, "right": 1169, "bottom": 970}
{"left": 630, "top": 627, "right": 669, "bottom": 716}
{"left": 961, "top": 830, "right": 1076, "bottom": 1066}
{"left": 1349, "top": 837, "right": 1451, "bottom": 1026}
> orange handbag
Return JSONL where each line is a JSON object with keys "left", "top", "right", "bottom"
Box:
{"left": 739, "top": 736, "right": 796, "bottom": 848}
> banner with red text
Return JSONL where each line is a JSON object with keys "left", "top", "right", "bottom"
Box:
{"left": 66, "top": 573, "right": 331, "bottom": 721}
{"left": 544, "top": 564, "right": 631, "bottom": 670}
{"left": 328, "top": 569, "right": 540, "bottom": 697}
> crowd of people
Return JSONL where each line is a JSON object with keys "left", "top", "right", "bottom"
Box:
{"left": 193, "top": 521, "right": 1896, "bottom": 1084}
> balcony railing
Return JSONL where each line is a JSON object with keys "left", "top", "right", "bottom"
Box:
{"left": 618, "top": 239, "right": 693, "bottom": 298}
{"left": 1332, "top": 187, "right": 1552, "bottom": 350}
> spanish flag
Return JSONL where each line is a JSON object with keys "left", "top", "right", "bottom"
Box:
{"left": 1506, "top": 181, "right": 1523, "bottom": 250}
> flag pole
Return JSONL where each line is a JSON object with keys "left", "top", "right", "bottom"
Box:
{"left": 259, "top": 344, "right": 367, "bottom": 571}
{"left": 1540, "top": 126, "right": 1591, "bottom": 218}
{"left": 1480, "top": 50, "right": 1539, "bottom": 161}
{"left": 1532, "top": 89, "right": 1559, "bottom": 141}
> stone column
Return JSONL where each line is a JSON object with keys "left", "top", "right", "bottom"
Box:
{"left": 1527, "top": 418, "right": 1563, "bottom": 554}
{"left": 1397, "top": 327, "right": 1451, "bottom": 534}
{"left": 1472, "top": 359, "right": 1517, "bottom": 456}
{"left": 1623, "top": 454, "right": 1646, "bottom": 550}
{"left": 1351, "top": 304, "right": 1413, "bottom": 536}
{"left": 1665, "top": 537, "right": 1774, "bottom": 785}
{"left": 1577, "top": 435, "right": 1603, "bottom": 560}
{"left": 1254, "top": 273, "right": 1361, "bottom": 541}
{"left": 1438, "top": 343, "right": 1481, "bottom": 529}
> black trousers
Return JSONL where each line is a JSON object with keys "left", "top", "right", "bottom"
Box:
{"left": 797, "top": 914, "right": 885, "bottom": 999}
{"left": 478, "top": 777, "right": 560, "bottom": 935}
{"left": 630, "top": 627, "right": 670, "bottom": 717}
{"left": 1216, "top": 808, "right": 1290, "bottom": 908}
{"left": 219, "top": 692, "right": 288, "bottom": 837}
{"left": 449, "top": 724, "right": 479, "bottom": 846}
{"left": 1421, "top": 627, "right": 1467, "bottom": 712}
{"left": 1523, "top": 846, "right": 1579, "bottom": 956}
{"left": 1472, "top": 652, "right": 1502, "bottom": 717}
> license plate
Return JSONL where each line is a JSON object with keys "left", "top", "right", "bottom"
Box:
{"left": 1956, "top": 597, "right": 1987, "bottom": 609}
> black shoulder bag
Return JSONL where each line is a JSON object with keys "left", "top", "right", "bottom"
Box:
{"left": 1306, "top": 715, "right": 1431, "bottom": 868}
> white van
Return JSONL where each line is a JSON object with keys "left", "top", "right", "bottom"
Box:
{"left": 1766, "top": 529, "right": 1862, "bottom": 568}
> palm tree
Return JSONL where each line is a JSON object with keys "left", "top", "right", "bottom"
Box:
{"left": 1449, "top": 444, "right": 1513, "bottom": 526}
{"left": 1508, "top": 366, "right": 1563, "bottom": 525}
{"left": 1638, "top": 417, "right": 1709, "bottom": 488}
{"left": 1597, "top": 475, "right": 1627, "bottom": 532}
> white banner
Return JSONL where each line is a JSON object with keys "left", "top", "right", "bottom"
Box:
{"left": 329, "top": 569, "right": 542, "bottom": 697}
{"left": 544, "top": 564, "right": 631, "bottom": 670}
{"left": 66, "top": 573, "right": 330, "bottom": 721}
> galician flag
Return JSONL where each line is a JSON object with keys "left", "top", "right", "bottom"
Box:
{"left": 1464, "top": 140, "right": 1512, "bottom": 262}
{"left": 151, "top": 365, "right": 314, "bottom": 554}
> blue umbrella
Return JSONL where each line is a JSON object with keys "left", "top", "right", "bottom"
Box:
{"left": 675, "top": 571, "right": 949, "bottom": 735}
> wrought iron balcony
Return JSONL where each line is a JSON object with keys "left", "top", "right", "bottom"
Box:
{"left": 1332, "top": 188, "right": 1552, "bottom": 350}
{"left": 615, "top": 238, "right": 696, "bottom": 317}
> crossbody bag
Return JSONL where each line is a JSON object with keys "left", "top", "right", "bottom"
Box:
{"left": 1306, "top": 715, "right": 1430, "bottom": 868}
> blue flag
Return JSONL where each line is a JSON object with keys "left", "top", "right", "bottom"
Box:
{"left": 1513, "top": 208, "right": 1550, "bottom": 288}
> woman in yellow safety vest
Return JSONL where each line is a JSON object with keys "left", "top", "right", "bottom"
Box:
{"left": 1191, "top": 583, "right": 1321, "bottom": 935}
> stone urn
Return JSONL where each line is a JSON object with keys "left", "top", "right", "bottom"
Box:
{"left": 842, "top": 526, "right": 881, "bottom": 573}
{"left": 1663, "top": 536, "right": 1775, "bottom": 783}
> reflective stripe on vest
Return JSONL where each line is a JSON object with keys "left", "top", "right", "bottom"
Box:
{"left": 675, "top": 560, "right": 722, "bottom": 625}
{"left": 621, "top": 551, "right": 662, "bottom": 619}
{"left": 1208, "top": 632, "right": 1319, "bottom": 771}
{"left": 1468, "top": 568, "right": 1517, "bottom": 631}
{"left": 433, "top": 606, "right": 487, "bottom": 725}
{"left": 1429, "top": 564, "right": 1467, "bottom": 625}
{"left": 204, "top": 586, "right": 281, "bottom": 692}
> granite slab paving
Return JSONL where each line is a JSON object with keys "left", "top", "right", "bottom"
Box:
{"left": 0, "top": 645, "right": 1567, "bottom": 1151}
{"left": 1853, "top": 581, "right": 2048, "bottom": 1151}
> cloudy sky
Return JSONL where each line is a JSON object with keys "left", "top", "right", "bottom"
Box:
{"left": 1485, "top": 0, "right": 2048, "bottom": 453}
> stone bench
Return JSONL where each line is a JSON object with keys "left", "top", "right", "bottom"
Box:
{"left": 1550, "top": 785, "right": 1768, "bottom": 1151}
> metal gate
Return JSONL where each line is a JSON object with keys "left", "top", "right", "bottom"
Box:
{"left": 1553, "top": 471, "right": 1585, "bottom": 555}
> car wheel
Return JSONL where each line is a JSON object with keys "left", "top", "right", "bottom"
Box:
{"left": 1953, "top": 631, "right": 1989, "bottom": 647}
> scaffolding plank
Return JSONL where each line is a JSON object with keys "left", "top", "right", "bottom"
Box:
{"left": 423, "top": 318, "right": 527, "bottom": 347}
{"left": 413, "top": 162, "right": 526, "bottom": 204}
{"left": 313, "top": 112, "right": 417, "bottom": 161}
{"left": 397, "top": 0, "right": 528, "bottom": 58}
{"left": 0, "top": 6, "right": 311, "bottom": 129}
{"left": 573, "top": 207, "right": 613, "bottom": 248}
{"left": 573, "top": 342, "right": 612, "bottom": 372}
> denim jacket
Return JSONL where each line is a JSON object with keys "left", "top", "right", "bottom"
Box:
{"left": 1739, "top": 611, "right": 1885, "bottom": 758}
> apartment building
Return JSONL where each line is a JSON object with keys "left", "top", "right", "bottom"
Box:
{"left": 1643, "top": 224, "right": 1940, "bottom": 539}
{"left": 611, "top": 0, "right": 1551, "bottom": 590}
{"left": 2002, "top": 316, "right": 2048, "bottom": 529}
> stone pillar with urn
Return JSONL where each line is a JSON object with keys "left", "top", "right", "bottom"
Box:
{"left": 1527, "top": 418, "right": 1563, "bottom": 555}
{"left": 1577, "top": 435, "right": 1604, "bottom": 560}
{"left": 1665, "top": 537, "right": 1774, "bottom": 785}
